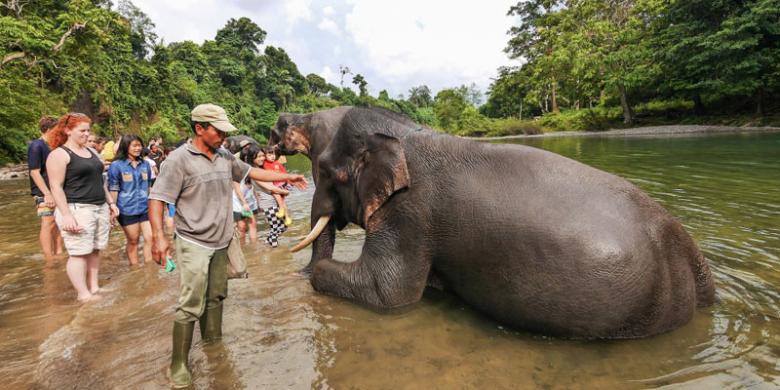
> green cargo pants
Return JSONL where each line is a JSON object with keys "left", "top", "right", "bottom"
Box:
{"left": 174, "top": 236, "right": 228, "bottom": 322}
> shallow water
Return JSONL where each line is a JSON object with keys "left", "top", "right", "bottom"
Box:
{"left": 1, "top": 132, "right": 779, "bottom": 389}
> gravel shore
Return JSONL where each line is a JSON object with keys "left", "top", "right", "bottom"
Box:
{"left": 0, "top": 163, "right": 28, "bottom": 180}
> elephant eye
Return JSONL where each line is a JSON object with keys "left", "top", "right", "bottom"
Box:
{"left": 334, "top": 169, "right": 349, "bottom": 183}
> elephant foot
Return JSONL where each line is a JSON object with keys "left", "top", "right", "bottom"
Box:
{"left": 293, "top": 265, "right": 313, "bottom": 278}
{"left": 426, "top": 271, "right": 446, "bottom": 291}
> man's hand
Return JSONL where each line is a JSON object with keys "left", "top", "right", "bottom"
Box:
{"left": 268, "top": 186, "right": 289, "bottom": 196}
{"left": 151, "top": 234, "right": 168, "bottom": 266}
{"left": 286, "top": 174, "right": 308, "bottom": 190}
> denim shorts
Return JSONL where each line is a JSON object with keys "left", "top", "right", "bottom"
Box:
{"left": 118, "top": 212, "right": 149, "bottom": 227}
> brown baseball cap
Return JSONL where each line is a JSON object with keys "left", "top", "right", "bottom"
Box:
{"left": 191, "top": 103, "right": 238, "bottom": 132}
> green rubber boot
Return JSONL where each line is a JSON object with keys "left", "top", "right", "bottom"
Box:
{"left": 169, "top": 320, "right": 194, "bottom": 388}
{"left": 199, "top": 304, "right": 223, "bottom": 343}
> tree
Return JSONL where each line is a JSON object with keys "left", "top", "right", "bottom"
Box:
{"left": 433, "top": 88, "right": 467, "bottom": 130}
{"left": 484, "top": 66, "right": 535, "bottom": 118}
{"left": 352, "top": 73, "right": 368, "bottom": 96}
{"left": 458, "top": 82, "right": 484, "bottom": 106}
{"left": 214, "top": 17, "right": 266, "bottom": 53}
{"left": 407, "top": 85, "right": 433, "bottom": 107}
{"left": 115, "top": 0, "right": 157, "bottom": 59}
{"left": 657, "top": 0, "right": 780, "bottom": 115}
{"left": 338, "top": 64, "right": 351, "bottom": 87}
{"left": 503, "top": 0, "right": 659, "bottom": 124}
{"left": 305, "top": 73, "right": 329, "bottom": 96}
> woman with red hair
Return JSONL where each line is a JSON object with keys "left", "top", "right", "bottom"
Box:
{"left": 46, "top": 113, "right": 119, "bottom": 302}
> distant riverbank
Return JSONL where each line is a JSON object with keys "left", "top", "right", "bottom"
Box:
{"left": 465, "top": 124, "right": 780, "bottom": 141}
{"left": 0, "top": 163, "right": 28, "bottom": 180}
{"left": 4, "top": 125, "right": 780, "bottom": 180}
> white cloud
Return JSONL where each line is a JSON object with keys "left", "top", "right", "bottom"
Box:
{"left": 132, "top": 0, "right": 247, "bottom": 44}
{"left": 283, "top": 0, "right": 313, "bottom": 25}
{"left": 319, "top": 65, "right": 338, "bottom": 85}
{"left": 317, "top": 17, "right": 341, "bottom": 36}
{"left": 344, "top": 1, "right": 517, "bottom": 94}
{"left": 128, "top": 1, "right": 520, "bottom": 97}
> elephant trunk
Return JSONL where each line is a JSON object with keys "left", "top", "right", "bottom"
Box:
{"left": 291, "top": 215, "right": 332, "bottom": 253}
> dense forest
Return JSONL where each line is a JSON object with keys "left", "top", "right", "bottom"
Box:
{"left": 1, "top": 0, "right": 778, "bottom": 163}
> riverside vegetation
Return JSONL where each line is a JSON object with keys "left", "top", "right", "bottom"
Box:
{"left": 1, "top": 0, "right": 779, "bottom": 164}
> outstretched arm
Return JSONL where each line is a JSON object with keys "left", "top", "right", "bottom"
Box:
{"left": 247, "top": 167, "right": 308, "bottom": 190}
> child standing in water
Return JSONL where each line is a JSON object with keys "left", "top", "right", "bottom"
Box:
{"left": 262, "top": 147, "right": 293, "bottom": 226}
{"left": 245, "top": 147, "right": 288, "bottom": 247}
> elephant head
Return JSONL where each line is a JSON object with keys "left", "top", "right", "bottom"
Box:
{"left": 270, "top": 106, "right": 425, "bottom": 271}
{"left": 291, "top": 130, "right": 410, "bottom": 252}
{"left": 270, "top": 107, "right": 352, "bottom": 161}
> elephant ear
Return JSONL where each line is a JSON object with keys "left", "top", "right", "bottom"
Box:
{"left": 355, "top": 133, "right": 410, "bottom": 227}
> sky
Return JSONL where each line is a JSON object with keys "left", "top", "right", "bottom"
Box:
{"left": 131, "top": 0, "right": 521, "bottom": 99}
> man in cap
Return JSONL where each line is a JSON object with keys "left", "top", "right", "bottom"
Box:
{"left": 148, "top": 103, "right": 307, "bottom": 388}
{"left": 235, "top": 138, "right": 251, "bottom": 159}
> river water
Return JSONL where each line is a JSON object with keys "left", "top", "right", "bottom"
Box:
{"left": 0, "top": 132, "right": 778, "bottom": 389}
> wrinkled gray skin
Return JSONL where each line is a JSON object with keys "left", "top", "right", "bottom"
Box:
{"left": 271, "top": 106, "right": 716, "bottom": 339}
{"left": 224, "top": 135, "right": 258, "bottom": 154}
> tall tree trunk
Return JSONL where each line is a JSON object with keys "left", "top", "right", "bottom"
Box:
{"left": 756, "top": 88, "right": 765, "bottom": 116}
{"left": 519, "top": 99, "right": 523, "bottom": 120}
{"left": 693, "top": 94, "right": 704, "bottom": 115}
{"left": 551, "top": 78, "right": 559, "bottom": 113}
{"left": 617, "top": 83, "right": 634, "bottom": 125}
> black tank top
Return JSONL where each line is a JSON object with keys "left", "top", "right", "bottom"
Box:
{"left": 61, "top": 146, "right": 106, "bottom": 205}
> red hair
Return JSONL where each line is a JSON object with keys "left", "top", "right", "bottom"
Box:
{"left": 47, "top": 113, "right": 92, "bottom": 150}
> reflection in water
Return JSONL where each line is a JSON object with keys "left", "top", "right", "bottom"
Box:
{"left": 1, "top": 133, "right": 779, "bottom": 388}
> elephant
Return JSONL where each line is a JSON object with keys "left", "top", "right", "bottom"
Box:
{"left": 270, "top": 106, "right": 716, "bottom": 339}
{"left": 224, "top": 135, "right": 259, "bottom": 154}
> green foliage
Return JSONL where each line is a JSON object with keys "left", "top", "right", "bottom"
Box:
{"left": 537, "top": 108, "right": 618, "bottom": 131}
{"left": 657, "top": 0, "right": 780, "bottom": 113}
{"left": 413, "top": 107, "right": 438, "bottom": 127}
{"left": 286, "top": 94, "right": 340, "bottom": 114}
{"left": 408, "top": 85, "right": 433, "bottom": 107}
{"left": 214, "top": 17, "right": 266, "bottom": 53}
{"left": 486, "top": 118, "right": 543, "bottom": 137}
{"left": 352, "top": 73, "right": 368, "bottom": 97}
{"left": 491, "top": 0, "right": 779, "bottom": 125}
{"left": 140, "top": 116, "right": 179, "bottom": 144}
{"left": 305, "top": 73, "right": 330, "bottom": 96}
{"left": 433, "top": 88, "right": 467, "bottom": 129}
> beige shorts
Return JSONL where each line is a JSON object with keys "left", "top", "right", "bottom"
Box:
{"left": 54, "top": 203, "right": 110, "bottom": 256}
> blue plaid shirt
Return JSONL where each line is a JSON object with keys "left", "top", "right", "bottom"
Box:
{"left": 107, "top": 159, "right": 152, "bottom": 216}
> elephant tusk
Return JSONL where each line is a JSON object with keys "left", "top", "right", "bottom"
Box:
{"left": 290, "top": 215, "right": 331, "bottom": 253}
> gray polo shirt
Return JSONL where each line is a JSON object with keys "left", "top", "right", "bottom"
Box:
{"left": 150, "top": 142, "right": 251, "bottom": 249}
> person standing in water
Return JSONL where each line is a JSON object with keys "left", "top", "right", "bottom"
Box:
{"left": 262, "top": 147, "right": 294, "bottom": 226}
{"left": 46, "top": 113, "right": 119, "bottom": 302}
{"left": 28, "top": 116, "right": 64, "bottom": 257}
{"left": 108, "top": 135, "right": 153, "bottom": 266}
{"left": 148, "top": 103, "right": 307, "bottom": 388}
